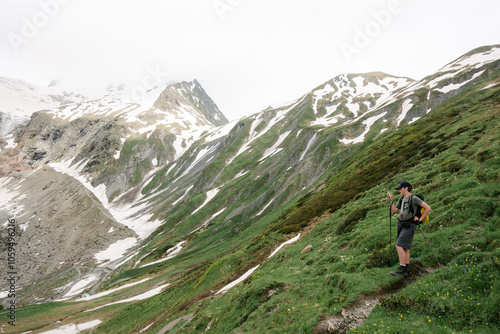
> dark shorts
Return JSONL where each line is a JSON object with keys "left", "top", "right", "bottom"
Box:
{"left": 396, "top": 221, "right": 417, "bottom": 249}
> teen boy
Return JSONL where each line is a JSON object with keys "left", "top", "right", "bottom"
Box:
{"left": 388, "top": 181, "right": 431, "bottom": 276}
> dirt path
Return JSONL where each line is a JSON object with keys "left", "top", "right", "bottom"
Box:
{"left": 313, "top": 262, "right": 431, "bottom": 334}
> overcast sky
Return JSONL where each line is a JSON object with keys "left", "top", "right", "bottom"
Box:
{"left": 1, "top": 0, "right": 499, "bottom": 121}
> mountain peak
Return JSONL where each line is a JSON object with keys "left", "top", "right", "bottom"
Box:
{"left": 154, "top": 79, "right": 228, "bottom": 127}
{"left": 436, "top": 44, "right": 500, "bottom": 75}
{"left": 308, "top": 72, "right": 413, "bottom": 124}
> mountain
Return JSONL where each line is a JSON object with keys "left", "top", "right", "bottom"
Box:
{"left": 0, "top": 78, "right": 228, "bottom": 305}
{"left": 0, "top": 45, "right": 499, "bottom": 333}
{"left": 0, "top": 76, "right": 87, "bottom": 138}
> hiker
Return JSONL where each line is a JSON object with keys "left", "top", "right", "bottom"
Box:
{"left": 387, "top": 181, "right": 431, "bottom": 276}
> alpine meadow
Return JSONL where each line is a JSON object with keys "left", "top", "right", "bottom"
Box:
{"left": 0, "top": 45, "right": 499, "bottom": 334}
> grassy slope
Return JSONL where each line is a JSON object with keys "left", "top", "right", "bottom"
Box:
{"left": 2, "top": 76, "right": 498, "bottom": 334}
{"left": 170, "top": 77, "right": 500, "bottom": 332}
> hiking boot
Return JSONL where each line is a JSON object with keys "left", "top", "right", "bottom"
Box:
{"left": 390, "top": 265, "right": 408, "bottom": 277}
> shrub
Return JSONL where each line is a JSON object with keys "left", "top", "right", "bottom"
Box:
{"left": 336, "top": 207, "right": 370, "bottom": 235}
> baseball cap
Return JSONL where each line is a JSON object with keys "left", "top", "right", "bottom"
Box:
{"left": 395, "top": 181, "right": 412, "bottom": 190}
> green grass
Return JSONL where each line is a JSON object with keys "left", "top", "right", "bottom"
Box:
{"left": 168, "top": 76, "right": 500, "bottom": 333}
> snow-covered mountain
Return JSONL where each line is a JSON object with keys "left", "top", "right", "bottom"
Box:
{"left": 0, "top": 76, "right": 86, "bottom": 137}
{"left": 0, "top": 44, "right": 499, "bottom": 332}
{"left": 0, "top": 78, "right": 229, "bottom": 304}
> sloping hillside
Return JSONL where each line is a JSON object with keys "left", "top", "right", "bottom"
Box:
{"left": 87, "top": 57, "right": 500, "bottom": 334}
{"left": 0, "top": 46, "right": 499, "bottom": 334}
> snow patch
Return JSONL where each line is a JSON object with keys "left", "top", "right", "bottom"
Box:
{"left": 39, "top": 320, "right": 102, "bottom": 334}
{"left": 232, "top": 170, "right": 249, "bottom": 180}
{"left": 180, "top": 143, "right": 220, "bottom": 178}
{"left": 190, "top": 207, "right": 226, "bottom": 234}
{"left": 84, "top": 282, "right": 171, "bottom": 312}
{"left": 0, "top": 177, "right": 26, "bottom": 217}
{"left": 172, "top": 185, "right": 194, "bottom": 206}
{"left": 256, "top": 198, "right": 274, "bottom": 216}
{"left": 396, "top": 99, "right": 414, "bottom": 127}
{"left": 299, "top": 133, "right": 318, "bottom": 161}
{"left": 311, "top": 114, "right": 345, "bottom": 127}
{"left": 312, "top": 83, "right": 335, "bottom": 114}
{"left": 94, "top": 237, "right": 138, "bottom": 266}
{"left": 481, "top": 82, "right": 500, "bottom": 90}
{"left": 217, "top": 266, "right": 260, "bottom": 295}
{"left": 204, "top": 120, "right": 238, "bottom": 142}
{"left": 227, "top": 100, "right": 299, "bottom": 165}
{"left": 63, "top": 274, "right": 100, "bottom": 299}
{"left": 437, "top": 47, "right": 500, "bottom": 74}
{"left": 217, "top": 234, "right": 300, "bottom": 294}
{"left": 259, "top": 131, "right": 290, "bottom": 161}
{"left": 139, "top": 241, "right": 185, "bottom": 268}
{"left": 192, "top": 188, "right": 220, "bottom": 215}
{"left": 268, "top": 234, "right": 301, "bottom": 259}
{"left": 341, "top": 112, "right": 388, "bottom": 145}
{"left": 139, "top": 323, "right": 155, "bottom": 333}
{"left": 3, "top": 134, "right": 17, "bottom": 149}
{"left": 434, "top": 70, "right": 485, "bottom": 94}
{"left": 76, "top": 278, "right": 151, "bottom": 301}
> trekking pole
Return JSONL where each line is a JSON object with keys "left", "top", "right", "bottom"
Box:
{"left": 388, "top": 192, "right": 392, "bottom": 265}
{"left": 418, "top": 225, "right": 441, "bottom": 267}
{"left": 389, "top": 203, "right": 392, "bottom": 265}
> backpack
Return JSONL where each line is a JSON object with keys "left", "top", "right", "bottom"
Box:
{"left": 408, "top": 194, "right": 429, "bottom": 224}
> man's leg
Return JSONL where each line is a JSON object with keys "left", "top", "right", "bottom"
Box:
{"left": 404, "top": 248, "right": 410, "bottom": 263}
{"left": 396, "top": 245, "right": 406, "bottom": 265}
{"left": 392, "top": 245, "right": 409, "bottom": 276}
{"left": 404, "top": 248, "right": 411, "bottom": 273}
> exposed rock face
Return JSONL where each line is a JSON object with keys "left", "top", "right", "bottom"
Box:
{"left": 0, "top": 167, "right": 135, "bottom": 303}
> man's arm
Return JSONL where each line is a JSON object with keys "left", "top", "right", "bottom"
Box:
{"left": 390, "top": 202, "right": 399, "bottom": 214}
{"left": 414, "top": 201, "right": 431, "bottom": 222}
{"left": 388, "top": 193, "right": 399, "bottom": 213}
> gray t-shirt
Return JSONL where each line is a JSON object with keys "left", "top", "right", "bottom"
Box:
{"left": 396, "top": 195, "right": 423, "bottom": 221}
